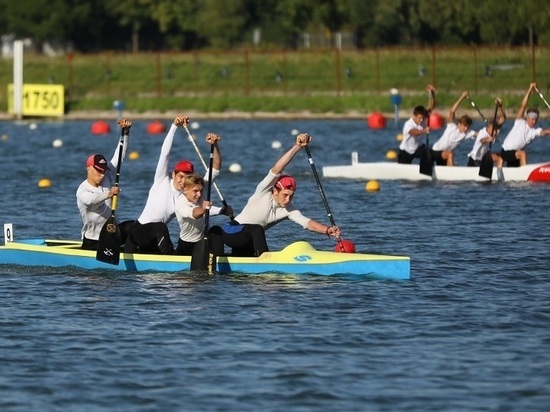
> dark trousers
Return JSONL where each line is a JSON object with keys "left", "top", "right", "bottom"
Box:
{"left": 81, "top": 236, "right": 98, "bottom": 251}
{"left": 467, "top": 157, "right": 481, "bottom": 167}
{"left": 176, "top": 226, "right": 225, "bottom": 256}
{"left": 221, "top": 223, "right": 268, "bottom": 257}
{"left": 123, "top": 220, "right": 174, "bottom": 254}
{"left": 81, "top": 220, "right": 134, "bottom": 250}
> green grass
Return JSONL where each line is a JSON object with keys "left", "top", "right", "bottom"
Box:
{"left": 1, "top": 45, "right": 549, "bottom": 116}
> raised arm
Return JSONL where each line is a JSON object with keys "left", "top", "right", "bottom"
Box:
{"left": 271, "top": 133, "right": 311, "bottom": 175}
{"left": 495, "top": 97, "right": 506, "bottom": 127}
{"left": 154, "top": 114, "right": 189, "bottom": 181}
{"left": 426, "top": 84, "right": 436, "bottom": 114}
{"left": 448, "top": 91, "right": 469, "bottom": 123}
{"left": 110, "top": 118, "right": 132, "bottom": 167}
{"left": 517, "top": 83, "right": 536, "bottom": 120}
{"left": 205, "top": 133, "right": 222, "bottom": 171}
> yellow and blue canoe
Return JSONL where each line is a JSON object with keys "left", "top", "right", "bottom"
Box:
{"left": 0, "top": 238, "right": 410, "bottom": 280}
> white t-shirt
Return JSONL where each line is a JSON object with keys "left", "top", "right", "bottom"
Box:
{"left": 234, "top": 171, "right": 310, "bottom": 230}
{"left": 467, "top": 127, "right": 491, "bottom": 161}
{"left": 432, "top": 122, "right": 475, "bottom": 151}
{"left": 399, "top": 117, "right": 425, "bottom": 154}
{"left": 501, "top": 118, "right": 543, "bottom": 151}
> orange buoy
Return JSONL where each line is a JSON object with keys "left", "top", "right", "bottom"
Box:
{"left": 367, "top": 112, "right": 387, "bottom": 129}
{"left": 91, "top": 120, "right": 111, "bottom": 135}
{"left": 429, "top": 112, "right": 445, "bottom": 130}
{"left": 147, "top": 120, "right": 167, "bottom": 134}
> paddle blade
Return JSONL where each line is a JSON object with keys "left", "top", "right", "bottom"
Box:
{"left": 419, "top": 147, "right": 434, "bottom": 176}
{"left": 96, "top": 216, "right": 121, "bottom": 265}
{"left": 190, "top": 238, "right": 216, "bottom": 274}
{"left": 334, "top": 239, "right": 356, "bottom": 253}
{"left": 479, "top": 152, "right": 494, "bottom": 179}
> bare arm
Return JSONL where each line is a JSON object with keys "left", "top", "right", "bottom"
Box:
{"left": 306, "top": 219, "right": 341, "bottom": 238}
{"left": 408, "top": 127, "right": 429, "bottom": 137}
{"left": 517, "top": 83, "right": 536, "bottom": 120}
{"left": 271, "top": 133, "right": 311, "bottom": 175}
{"left": 448, "top": 91, "right": 468, "bottom": 123}
{"left": 495, "top": 97, "right": 507, "bottom": 127}
{"left": 205, "top": 133, "right": 222, "bottom": 171}
{"left": 426, "top": 84, "right": 436, "bottom": 113}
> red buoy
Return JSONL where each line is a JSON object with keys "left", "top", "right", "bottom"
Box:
{"left": 367, "top": 112, "right": 387, "bottom": 129}
{"left": 429, "top": 112, "right": 445, "bottom": 130}
{"left": 367, "top": 112, "right": 386, "bottom": 129}
{"left": 91, "top": 120, "right": 111, "bottom": 135}
{"left": 147, "top": 120, "right": 167, "bottom": 134}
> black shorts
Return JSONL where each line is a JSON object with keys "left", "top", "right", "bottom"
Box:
{"left": 500, "top": 149, "right": 520, "bottom": 167}
{"left": 431, "top": 150, "right": 446, "bottom": 166}
{"left": 397, "top": 145, "right": 426, "bottom": 164}
{"left": 467, "top": 157, "right": 481, "bottom": 167}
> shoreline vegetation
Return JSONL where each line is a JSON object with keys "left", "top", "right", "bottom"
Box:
{"left": 1, "top": 47, "right": 549, "bottom": 121}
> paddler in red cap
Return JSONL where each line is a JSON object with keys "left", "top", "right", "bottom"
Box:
{"left": 77, "top": 118, "right": 131, "bottom": 251}
{"left": 218, "top": 132, "right": 341, "bottom": 257}
{"left": 122, "top": 114, "right": 223, "bottom": 255}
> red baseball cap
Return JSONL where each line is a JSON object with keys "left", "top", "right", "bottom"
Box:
{"left": 86, "top": 154, "right": 108, "bottom": 173}
{"left": 275, "top": 175, "right": 296, "bottom": 191}
{"left": 174, "top": 160, "right": 194, "bottom": 174}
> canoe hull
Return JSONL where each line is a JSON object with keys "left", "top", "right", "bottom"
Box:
{"left": 0, "top": 238, "right": 410, "bottom": 280}
{"left": 322, "top": 153, "right": 550, "bottom": 182}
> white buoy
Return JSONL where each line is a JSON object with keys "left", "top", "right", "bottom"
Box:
{"left": 29, "top": 123, "right": 37, "bottom": 130}
{"left": 271, "top": 140, "right": 282, "bottom": 149}
{"left": 291, "top": 129, "right": 299, "bottom": 135}
{"left": 229, "top": 163, "right": 242, "bottom": 173}
{"left": 190, "top": 121, "right": 200, "bottom": 130}
{"left": 52, "top": 139, "right": 63, "bottom": 148}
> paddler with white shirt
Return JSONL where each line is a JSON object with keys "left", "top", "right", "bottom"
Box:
{"left": 218, "top": 133, "right": 341, "bottom": 257}
{"left": 430, "top": 91, "right": 476, "bottom": 166}
{"left": 397, "top": 84, "right": 436, "bottom": 164}
{"left": 500, "top": 82, "right": 550, "bottom": 167}
{"left": 76, "top": 118, "right": 131, "bottom": 251}
{"left": 467, "top": 97, "right": 507, "bottom": 167}
{"left": 123, "top": 114, "right": 222, "bottom": 254}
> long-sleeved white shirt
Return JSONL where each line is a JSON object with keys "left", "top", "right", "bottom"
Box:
{"left": 138, "top": 124, "right": 218, "bottom": 225}
{"left": 76, "top": 134, "right": 128, "bottom": 240}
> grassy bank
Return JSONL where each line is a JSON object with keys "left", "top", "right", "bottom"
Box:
{"left": 1, "top": 46, "right": 549, "bottom": 117}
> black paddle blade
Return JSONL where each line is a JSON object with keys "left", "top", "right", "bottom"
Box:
{"left": 479, "top": 152, "right": 494, "bottom": 179}
{"left": 96, "top": 216, "right": 121, "bottom": 265}
{"left": 190, "top": 238, "right": 216, "bottom": 274}
{"left": 419, "top": 148, "right": 434, "bottom": 176}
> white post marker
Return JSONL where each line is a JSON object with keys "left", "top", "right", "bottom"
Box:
{"left": 4, "top": 223, "right": 14, "bottom": 244}
{"left": 13, "top": 40, "right": 24, "bottom": 120}
{"left": 351, "top": 151, "right": 359, "bottom": 165}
